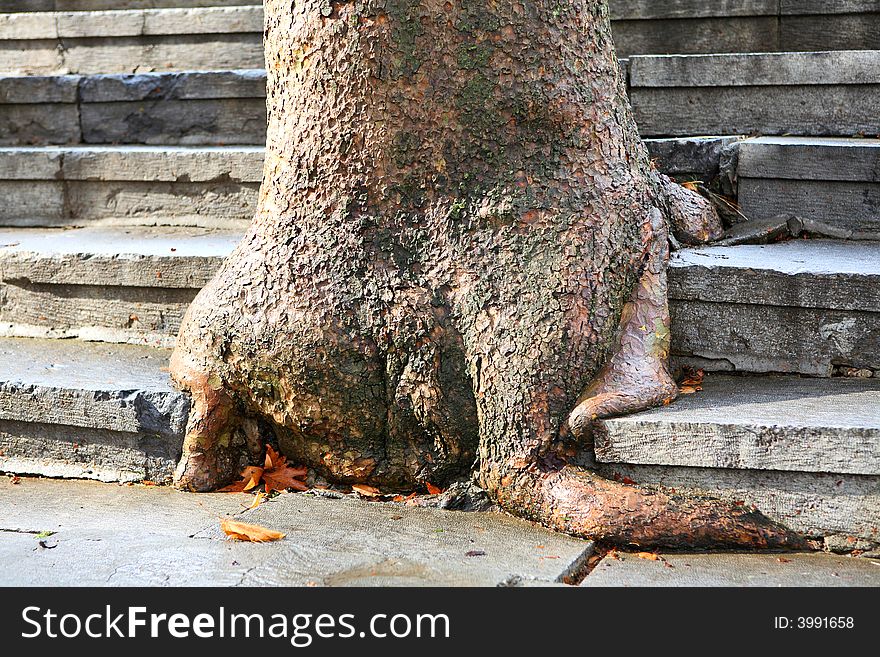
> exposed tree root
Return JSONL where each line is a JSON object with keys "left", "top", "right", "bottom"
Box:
{"left": 504, "top": 464, "right": 807, "bottom": 550}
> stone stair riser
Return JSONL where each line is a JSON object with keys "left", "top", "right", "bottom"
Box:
{"left": 0, "top": 71, "right": 267, "bottom": 146}
{"left": 0, "top": 147, "right": 261, "bottom": 227}
{"left": 596, "top": 462, "right": 880, "bottom": 544}
{"left": 1, "top": 1, "right": 260, "bottom": 10}
{"left": 610, "top": 1, "right": 880, "bottom": 57}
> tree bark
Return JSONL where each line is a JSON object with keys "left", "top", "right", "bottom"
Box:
{"left": 170, "top": 0, "right": 804, "bottom": 549}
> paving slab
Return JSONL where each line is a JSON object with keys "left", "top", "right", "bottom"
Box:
{"left": 0, "top": 477, "right": 593, "bottom": 587}
{"left": 669, "top": 240, "right": 880, "bottom": 312}
{"left": 0, "top": 337, "right": 185, "bottom": 481}
{"left": 582, "top": 551, "right": 880, "bottom": 587}
{"left": 596, "top": 374, "right": 880, "bottom": 475}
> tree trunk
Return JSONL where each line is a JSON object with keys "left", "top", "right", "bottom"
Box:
{"left": 170, "top": 0, "right": 804, "bottom": 549}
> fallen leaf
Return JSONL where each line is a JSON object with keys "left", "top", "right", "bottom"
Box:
{"left": 777, "top": 557, "right": 792, "bottom": 564}
{"left": 219, "top": 466, "right": 264, "bottom": 493}
{"left": 636, "top": 552, "right": 661, "bottom": 561}
{"left": 466, "top": 550, "right": 487, "bottom": 557}
{"left": 220, "top": 518, "right": 285, "bottom": 542}
{"left": 351, "top": 484, "right": 382, "bottom": 497}
{"left": 425, "top": 482, "right": 444, "bottom": 495}
{"left": 266, "top": 445, "right": 287, "bottom": 470}
{"left": 263, "top": 468, "right": 309, "bottom": 495}
{"left": 141, "top": 480, "right": 158, "bottom": 487}
{"left": 247, "top": 491, "right": 266, "bottom": 510}
{"left": 10, "top": 475, "right": 21, "bottom": 484}
{"left": 678, "top": 368, "right": 705, "bottom": 395}
{"left": 392, "top": 492, "right": 417, "bottom": 503}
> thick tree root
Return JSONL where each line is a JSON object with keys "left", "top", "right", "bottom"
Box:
{"left": 564, "top": 207, "right": 678, "bottom": 440}
{"left": 172, "top": 355, "right": 250, "bottom": 492}
{"left": 498, "top": 465, "right": 807, "bottom": 550}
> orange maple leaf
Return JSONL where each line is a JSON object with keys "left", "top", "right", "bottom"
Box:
{"left": 221, "top": 446, "right": 308, "bottom": 494}
{"left": 425, "top": 482, "right": 444, "bottom": 495}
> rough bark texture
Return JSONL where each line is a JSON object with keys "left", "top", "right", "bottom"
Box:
{"left": 170, "top": 0, "right": 803, "bottom": 549}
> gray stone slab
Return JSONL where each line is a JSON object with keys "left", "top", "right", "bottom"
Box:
{"left": 781, "top": 15, "right": 880, "bottom": 52}
{"left": 78, "top": 69, "right": 266, "bottom": 102}
{"left": 738, "top": 178, "right": 880, "bottom": 238}
{"left": 630, "top": 50, "right": 880, "bottom": 87}
{"left": 671, "top": 299, "right": 880, "bottom": 376}
{"left": 609, "top": 1, "right": 779, "bottom": 21}
{"left": 0, "top": 34, "right": 264, "bottom": 76}
{"left": 608, "top": 2, "right": 880, "bottom": 56}
{"left": 738, "top": 137, "right": 880, "bottom": 182}
{"left": 596, "top": 375, "right": 880, "bottom": 475}
{"left": 582, "top": 552, "right": 880, "bottom": 587}
{"left": 0, "top": 337, "right": 183, "bottom": 430}
{"left": 0, "top": 146, "right": 261, "bottom": 227}
{"left": 0, "top": 70, "right": 267, "bottom": 145}
{"left": 0, "top": 104, "right": 81, "bottom": 146}
{"left": 632, "top": 86, "right": 880, "bottom": 138}
{"left": 0, "top": 226, "right": 236, "bottom": 344}
{"left": 81, "top": 98, "right": 267, "bottom": 145}
{"left": 0, "top": 337, "right": 186, "bottom": 481}
{"left": 593, "top": 462, "right": 880, "bottom": 543}
{"left": 0, "top": 7, "right": 263, "bottom": 40}
{"left": 0, "top": 226, "right": 236, "bottom": 286}
{"left": 610, "top": 16, "right": 781, "bottom": 58}
{"left": 0, "top": 478, "right": 592, "bottom": 587}
{"left": 669, "top": 240, "right": 880, "bottom": 312}
{"left": 644, "top": 136, "right": 742, "bottom": 182}
{"left": 0, "top": 74, "right": 79, "bottom": 103}
{"left": 0, "top": 1, "right": 262, "bottom": 9}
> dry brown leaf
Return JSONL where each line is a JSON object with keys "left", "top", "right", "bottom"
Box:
{"left": 263, "top": 469, "right": 309, "bottom": 495}
{"left": 219, "top": 466, "right": 264, "bottom": 493}
{"left": 220, "top": 518, "right": 285, "bottom": 542}
{"left": 678, "top": 368, "right": 705, "bottom": 395}
{"left": 265, "top": 445, "right": 286, "bottom": 470}
{"left": 352, "top": 484, "right": 382, "bottom": 497}
{"left": 636, "top": 552, "right": 661, "bottom": 561}
{"left": 247, "top": 491, "right": 266, "bottom": 510}
{"left": 425, "top": 482, "right": 444, "bottom": 495}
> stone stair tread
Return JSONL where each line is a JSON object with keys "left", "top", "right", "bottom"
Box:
{"left": 672, "top": 239, "right": 880, "bottom": 277}
{"left": 0, "top": 336, "right": 186, "bottom": 481}
{"left": 669, "top": 238, "right": 880, "bottom": 312}
{"left": 0, "top": 335, "right": 174, "bottom": 393}
{"left": 0, "top": 225, "right": 240, "bottom": 260}
{"left": 595, "top": 374, "right": 880, "bottom": 475}
{"left": 0, "top": 6, "right": 263, "bottom": 40}
{"left": 630, "top": 49, "right": 880, "bottom": 87}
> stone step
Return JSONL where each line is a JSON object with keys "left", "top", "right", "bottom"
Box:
{"left": 0, "top": 141, "right": 714, "bottom": 226}
{"left": 0, "top": 225, "right": 238, "bottom": 345}
{"left": 630, "top": 50, "right": 880, "bottom": 137}
{"left": 4, "top": 2, "right": 873, "bottom": 76}
{"left": 610, "top": 0, "right": 880, "bottom": 57}
{"left": 734, "top": 136, "right": 880, "bottom": 239}
{"left": 0, "top": 6, "right": 263, "bottom": 76}
{"left": 1, "top": 1, "right": 260, "bottom": 10}
{"left": 596, "top": 374, "right": 880, "bottom": 476}
{"left": 669, "top": 239, "right": 880, "bottom": 376}
{"left": 0, "top": 69, "right": 267, "bottom": 146}
{"left": 0, "top": 145, "right": 261, "bottom": 228}
{"left": 0, "top": 336, "right": 186, "bottom": 482}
